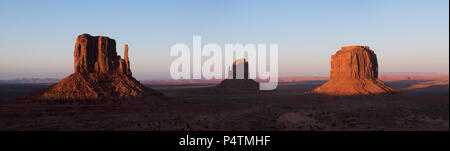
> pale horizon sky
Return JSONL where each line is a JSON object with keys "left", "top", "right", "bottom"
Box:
{"left": 0, "top": 0, "right": 448, "bottom": 80}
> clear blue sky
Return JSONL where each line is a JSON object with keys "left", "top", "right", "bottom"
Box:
{"left": 0, "top": 0, "right": 448, "bottom": 80}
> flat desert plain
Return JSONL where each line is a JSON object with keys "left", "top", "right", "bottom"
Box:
{"left": 0, "top": 76, "right": 448, "bottom": 130}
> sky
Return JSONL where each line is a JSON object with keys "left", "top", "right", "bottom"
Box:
{"left": 0, "top": 0, "right": 448, "bottom": 80}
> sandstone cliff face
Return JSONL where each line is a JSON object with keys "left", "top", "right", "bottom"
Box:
{"left": 330, "top": 46, "right": 378, "bottom": 80}
{"left": 311, "top": 46, "right": 397, "bottom": 95}
{"left": 218, "top": 59, "right": 258, "bottom": 90}
{"left": 36, "top": 34, "right": 152, "bottom": 100}
{"left": 227, "top": 58, "right": 249, "bottom": 79}
{"left": 74, "top": 34, "right": 131, "bottom": 75}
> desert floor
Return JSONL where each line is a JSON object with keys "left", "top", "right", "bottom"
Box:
{"left": 0, "top": 79, "right": 448, "bottom": 130}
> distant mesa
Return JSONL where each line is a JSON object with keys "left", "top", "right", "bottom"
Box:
{"left": 34, "top": 33, "right": 157, "bottom": 100}
{"left": 0, "top": 78, "right": 60, "bottom": 84}
{"left": 217, "top": 58, "right": 259, "bottom": 91}
{"left": 311, "top": 46, "right": 397, "bottom": 95}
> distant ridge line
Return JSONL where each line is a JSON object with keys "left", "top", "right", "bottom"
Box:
{"left": 1, "top": 74, "right": 447, "bottom": 84}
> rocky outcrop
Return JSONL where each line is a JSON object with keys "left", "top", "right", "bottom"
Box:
{"left": 311, "top": 46, "right": 397, "bottom": 95}
{"left": 227, "top": 58, "right": 249, "bottom": 79}
{"left": 216, "top": 79, "right": 259, "bottom": 90}
{"left": 217, "top": 59, "right": 259, "bottom": 90}
{"left": 36, "top": 34, "right": 153, "bottom": 100}
{"left": 74, "top": 34, "right": 131, "bottom": 75}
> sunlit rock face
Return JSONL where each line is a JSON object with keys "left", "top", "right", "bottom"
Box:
{"left": 36, "top": 34, "right": 150, "bottom": 100}
{"left": 311, "top": 46, "right": 397, "bottom": 96}
{"left": 74, "top": 34, "right": 131, "bottom": 76}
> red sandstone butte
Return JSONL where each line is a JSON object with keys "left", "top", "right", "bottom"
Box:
{"left": 36, "top": 34, "right": 152, "bottom": 100}
{"left": 217, "top": 59, "right": 259, "bottom": 90}
{"left": 311, "top": 46, "right": 397, "bottom": 95}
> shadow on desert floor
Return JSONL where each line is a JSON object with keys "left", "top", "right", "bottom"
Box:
{"left": 0, "top": 79, "right": 447, "bottom": 131}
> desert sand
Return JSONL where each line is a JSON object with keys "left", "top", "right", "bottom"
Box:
{"left": 0, "top": 77, "right": 447, "bottom": 130}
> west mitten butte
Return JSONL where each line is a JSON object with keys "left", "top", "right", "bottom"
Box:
{"left": 36, "top": 34, "right": 152, "bottom": 100}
